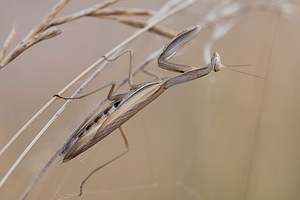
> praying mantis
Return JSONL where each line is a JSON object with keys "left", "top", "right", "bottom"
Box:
{"left": 21, "top": 24, "right": 254, "bottom": 198}
{"left": 56, "top": 25, "right": 225, "bottom": 196}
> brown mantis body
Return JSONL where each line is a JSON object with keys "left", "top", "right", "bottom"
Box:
{"left": 57, "top": 25, "right": 225, "bottom": 195}
{"left": 16, "top": 25, "right": 232, "bottom": 198}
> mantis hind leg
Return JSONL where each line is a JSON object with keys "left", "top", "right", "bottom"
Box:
{"left": 79, "top": 126, "right": 130, "bottom": 196}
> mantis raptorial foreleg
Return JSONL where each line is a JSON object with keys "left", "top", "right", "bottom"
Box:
{"left": 158, "top": 25, "right": 201, "bottom": 73}
{"left": 79, "top": 126, "right": 129, "bottom": 196}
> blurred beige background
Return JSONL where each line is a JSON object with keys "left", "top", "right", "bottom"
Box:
{"left": 0, "top": 0, "right": 299, "bottom": 199}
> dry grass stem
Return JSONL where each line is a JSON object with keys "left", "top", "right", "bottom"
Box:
{"left": 23, "top": 0, "right": 70, "bottom": 41}
{"left": 0, "top": 26, "right": 16, "bottom": 65}
{"left": 1, "top": 28, "right": 62, "bottom": 68}
{"left": 0, "top": 0, "right": 70, "bottom": 69}
{"left": 45, "top": 0, "right": 119, "bottom": 29}
{"left": 102, "top": 16, "right": 177, "bottom": 38}
{"left": 92, "top": 8, "right": 156, "bottom": 16}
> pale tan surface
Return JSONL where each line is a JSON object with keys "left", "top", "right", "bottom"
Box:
{"left": 0, "top": 0, "right": 299, "bottom": 200}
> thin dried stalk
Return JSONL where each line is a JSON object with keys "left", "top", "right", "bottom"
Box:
{"left": 102, "top": 16, "right": 177, "bottom": 38}
{"left": 45, "top": 6, "right": 176, "bottom": 38}
{"left": 0, "top": 0, "right": 70, "bottom": 69}
{"left": 92, "top": 7, "right": 156, "bottom": 16}
{"left": 0, "top": 28, "right": 62, "bottom": 68}
{"left": 23, "top": 0, "right": 70, "bottom": 41}
{"left": 45, "top": 0, "right": 119, "bottom": 29}
{"left": 0, "top": 26, "right": 16, "bottom": 65}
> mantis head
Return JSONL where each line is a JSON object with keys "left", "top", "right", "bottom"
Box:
{"left": 210, "top": 52, "right": 264, "bottom": 79}
{"left": 210, "top": 52, "right": 223, "bottom": 72}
